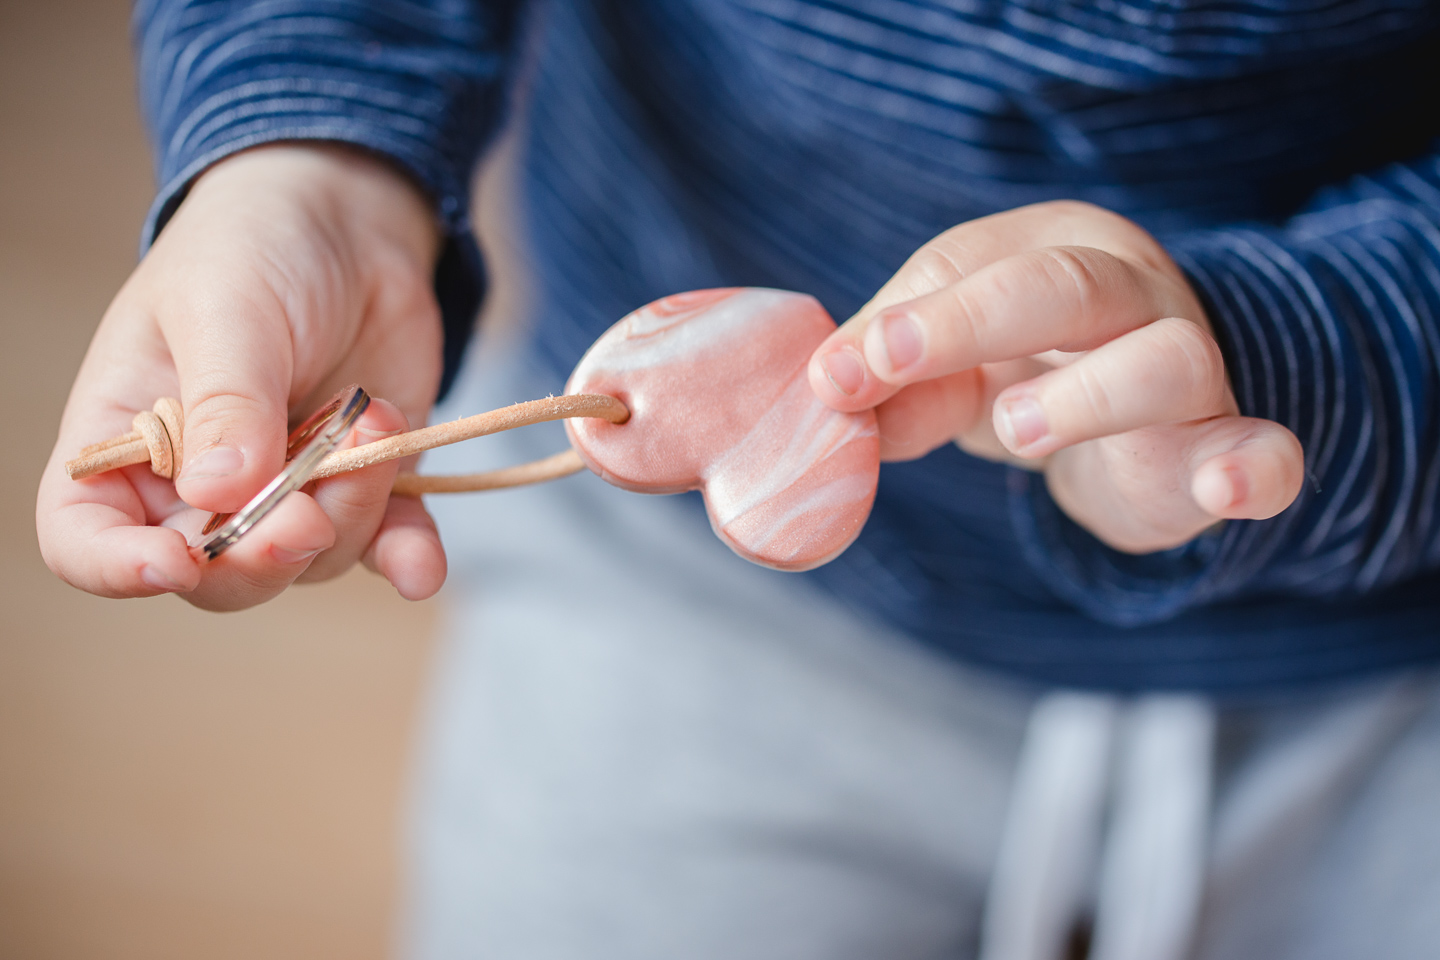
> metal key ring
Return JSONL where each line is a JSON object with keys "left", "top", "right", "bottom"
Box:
{"left": 191, "top": 384, "right": 371, "bottom": 562}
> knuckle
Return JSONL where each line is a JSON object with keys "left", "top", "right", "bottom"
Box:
{"left": 185, "top": 391, "right": 267, "bottom": 423}
{"left": 319, "top": 478, "right": 393, "bottom": 518}
{"left": 371, "top": 248, "right": 436, "bottom": 312}
{"left": 95, "top": 563, "right": 131, "bottom": 600}
{"left": 181, "top": 388, "right": 281, "bottom": 446}
{"left": 1038, "top": 247, "right": 1114, "bottom": 337}
{"left": 229, "top": 565, "right": 286, "bottom": 596}
{"left": 1029, "top": 200, "right": 1174, "bottom": 277}
{"left": 1036, "top": 198, "right": 1106, "bottom": 224}
{"left": 1152, "top": 318, "right": 1227, "bottom": 406}
{"left": 235, "top": 544, "right": 330, "bottom": 592}
{"left": 1048, "top": 246, "right": 1162, "bottom": 347}
{"left": 296, "top": 554, "right": 349, "bottom": 584}
{"left": 932, "top": 285, "right": 984, "bottom": 358}
{"left": 1069, "top": 362, "right": 1118, "bottom": 426}
{"left": 903, "top": 243, "right": 970, "bottom": 296}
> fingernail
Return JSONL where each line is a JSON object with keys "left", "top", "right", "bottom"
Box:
{"left": 820, "top": 349, "right": 866, "bottom": 396}
{"left": 271, "top": 545, "right": 324, "bottom": 565}
{"left": 141, "top": 564, "right": 185, "bottom": 592}
{"left": 180, "top": 446, "right": 244, "bottom": 482}
{"left": 880, "top": 311, "right": 923, "bottom": 372}
{"left": 997, "top": 396, "right": 1048, "bottom": 451}
{"left": 1219, "top": 464, "right": 1248, "bottom": 509}
{"left": 1194, "top": 461, "right": 1248, "bottom": 514}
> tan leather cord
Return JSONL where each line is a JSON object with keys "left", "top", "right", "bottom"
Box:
{"left": 65, "top": 394, "right": 627, "bottom": 495}
{"left": 391, "top": 449, "right": 586, "bottom": 496}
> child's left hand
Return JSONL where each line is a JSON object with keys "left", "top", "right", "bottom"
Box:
{"left": 807, "top": 200, "right": 1305, "bottom": 554}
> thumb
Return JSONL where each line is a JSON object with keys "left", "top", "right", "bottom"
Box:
{"left": 167, "top": 298, "right": 294, "bottom": 513}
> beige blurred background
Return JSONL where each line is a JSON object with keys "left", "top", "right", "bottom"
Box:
{"left": 0, "top": 3, "right": 463, "bottom": 956}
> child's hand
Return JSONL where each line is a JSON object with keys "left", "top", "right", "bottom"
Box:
{"left": 807, "top": 200, "right": 1305, "bottom": 553}
{"left": 36, "top": 145, "right": 448, "bottom": 609}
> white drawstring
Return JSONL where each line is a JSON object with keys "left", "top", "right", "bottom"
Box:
{"left": 1090, "top": 696, "right": 1214, "bottom": 960}
{"left": 980, "top": 693, "right": 1216, "bottom": 960}
{"left": 980, "top": 693, "right": 1117, "bottom": 960}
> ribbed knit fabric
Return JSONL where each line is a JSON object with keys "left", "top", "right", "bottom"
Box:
{"left": 134, "top": 0, "right": 1440, "bottom": 690}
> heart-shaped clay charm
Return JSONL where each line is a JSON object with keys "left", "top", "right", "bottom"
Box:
{"left": 565, "top": 288, "right": 880, "bottom": 571}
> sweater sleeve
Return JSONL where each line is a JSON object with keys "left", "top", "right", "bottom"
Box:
{"left": 1012, "top": 146, "right": 1440, "bottom": 627}
{"left": 132, "top": 0, "right": 523, "bottom": 397}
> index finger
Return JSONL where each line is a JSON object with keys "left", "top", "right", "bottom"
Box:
{"left": 811, "top": 245, "right": 1196, "bottom": 409}
{"left": 808, "top": 201, "right": 1187, "bottom": 410}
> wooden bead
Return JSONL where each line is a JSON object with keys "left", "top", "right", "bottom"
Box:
{"left": 131, "top": 410, "right": 175, "bottom": 480}
{"left": 152, "top": 397, "right": 184, "bottom": 473}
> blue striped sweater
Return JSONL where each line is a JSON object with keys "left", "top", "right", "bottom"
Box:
{"left": 134, "top": 0, "right": 1440, "bottom": 690}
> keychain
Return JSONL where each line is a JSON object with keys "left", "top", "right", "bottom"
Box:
{"left": 67, "top": 288, "right": 880, "bottom": 571}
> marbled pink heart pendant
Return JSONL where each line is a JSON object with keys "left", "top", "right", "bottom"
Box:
{"left": 565, "top": 288, "right": 880, "bottom": 571}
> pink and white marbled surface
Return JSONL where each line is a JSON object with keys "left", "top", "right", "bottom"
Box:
{"left": 565, "top": 288, "right": 880, "bottom": 571}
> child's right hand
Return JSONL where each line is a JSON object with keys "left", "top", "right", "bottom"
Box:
{"left": 36, "top": 144, "right": 450, "bottom": 610}
{"left": 808, "top": 201, "right": 1305, "bottom": 554}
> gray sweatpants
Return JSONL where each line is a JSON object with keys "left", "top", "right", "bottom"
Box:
{"left": 402, "top": 348, "right": 1440, "bottom": 960}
